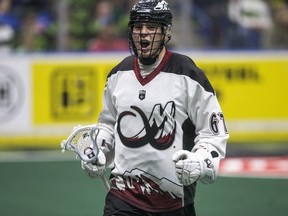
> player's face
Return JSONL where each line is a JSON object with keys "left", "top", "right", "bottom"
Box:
{"left": 132, "top": 22, "right": 164, "bottom": 58}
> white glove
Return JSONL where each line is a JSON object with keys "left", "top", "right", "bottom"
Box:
{"left": 81, "top": 149, "right": 106, "bottom": 178}
{"left": 172, "top": 150, "right": 203, "bottom": 186}
{"left": 95, "top": 124, "right": 115, "bottom": 167}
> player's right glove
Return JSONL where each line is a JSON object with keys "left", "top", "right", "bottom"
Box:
{"left": 81, "top": 149, "right": 106, "bottom": 178}
{"left": 71, "top": 123, "right": 114, "bottom": 179}
{"left": 172, "top": 150, "right": 203, "bottom": 185}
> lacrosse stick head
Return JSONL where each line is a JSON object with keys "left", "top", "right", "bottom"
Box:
{"left": 61, "top": 126, "right": 100, "bottom": 163}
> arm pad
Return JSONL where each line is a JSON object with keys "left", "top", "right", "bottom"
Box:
{"left": 96, "top": 124, "right": 115, "bottom": 167}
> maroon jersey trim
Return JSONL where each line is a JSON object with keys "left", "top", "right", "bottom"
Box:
{"left": 133, "top": 50, "right": 172, "bottom": 86}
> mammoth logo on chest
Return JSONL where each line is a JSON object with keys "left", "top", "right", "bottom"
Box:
{"left": 117, "top": 101, "right": 176, "bottom": 150}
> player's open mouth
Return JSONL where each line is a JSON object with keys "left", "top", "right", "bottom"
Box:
{"left": 141, "top": 40, "right": 150, "bottom": 50}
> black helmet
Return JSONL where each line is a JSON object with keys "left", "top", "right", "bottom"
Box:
{"left": 128, "top": 0, "right": 173, "bottom": 65}
{"left": 129, "top": 0, "right": 172, "bottom": 27}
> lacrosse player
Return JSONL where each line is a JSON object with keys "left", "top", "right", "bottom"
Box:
{"left": 78, "top": 0, "right": 229, "bottom": 215}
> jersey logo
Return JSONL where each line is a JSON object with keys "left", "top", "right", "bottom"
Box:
{"left": 117, "top": 101, "right": 176, "bottom": 150}
{"left": 139, "top": 90, "right": 146, "bottom": 100}
{"left": 154, "top": 0, "right": 170, "bottom": 11}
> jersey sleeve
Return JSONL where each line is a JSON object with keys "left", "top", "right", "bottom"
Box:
{"left": 97, "top": 74, "right": 117, "bottom": 165}
{"left": 186, "top": 69, "right": 228, "bottom": 183}
{"left": 187, "top": 69, "right": 229, "bottom": 159}
{"left": 98, "top": 80, "right": 117, "bottom": 128}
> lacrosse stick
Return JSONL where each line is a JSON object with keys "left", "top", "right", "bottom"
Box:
{"left": 61, "top": 125, "right": 110, "bottom": 191}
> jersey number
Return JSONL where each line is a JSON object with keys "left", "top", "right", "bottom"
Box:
{"left": 210, "top": 112, "right": 228, "bottom": 135}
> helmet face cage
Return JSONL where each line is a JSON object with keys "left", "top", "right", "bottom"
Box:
{"left": 128, "top": 0, "right": 172, "bottom": 64}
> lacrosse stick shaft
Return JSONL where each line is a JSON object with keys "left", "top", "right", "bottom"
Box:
{"left": 100, "top": 176, "right": 110, "bottom": 191}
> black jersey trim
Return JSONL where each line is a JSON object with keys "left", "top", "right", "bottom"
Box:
{"left": 107, "top": 55, "right": 134, "bottom": 80}
{"left": 163, "top": 52, "right": 215, "bottom": 95}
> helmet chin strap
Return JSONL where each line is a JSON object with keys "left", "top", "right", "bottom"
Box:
{"left": 139, "top": 46, "right": 163, "bottom": 65}
{"left": 139, "top": 57, "right": 157, "bottom": 65}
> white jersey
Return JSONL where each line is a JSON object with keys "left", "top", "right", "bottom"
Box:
{"left": 98, "top": 50, "right": 228, "bottom": 212}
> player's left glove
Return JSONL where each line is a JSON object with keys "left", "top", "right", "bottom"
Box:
{"left": 172, "top": 150, "right": 202, "bottom": 185}
{"left": 172, "top": 145, "right": 220, "bottom": 185}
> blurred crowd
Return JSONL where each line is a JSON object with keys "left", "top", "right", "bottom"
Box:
{"left": 189, "top": 0, "right": 288, "bottom": 49}
{"left": 0, "top": 0, "right": 287, "bottom": 53}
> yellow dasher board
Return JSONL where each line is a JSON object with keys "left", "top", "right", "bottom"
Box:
{"left": 0, "top": 52, "right": 287, "bottom": 148}
{"left": 33, "top": 60, "right": 114, "bottom": 124}
{"left": 195, "top": 53, "right": 288, "bottom": 142}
